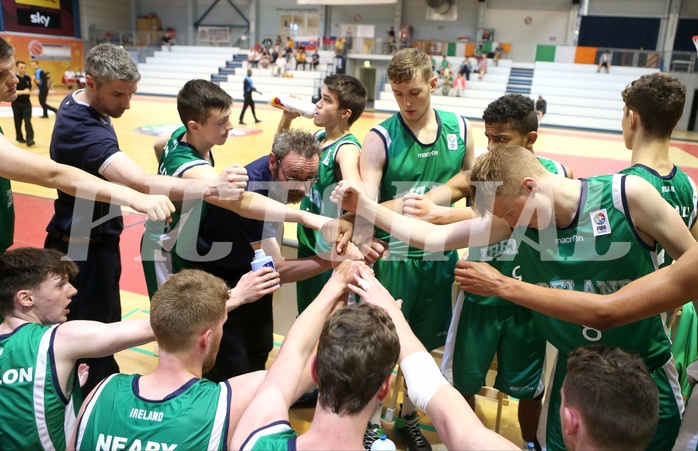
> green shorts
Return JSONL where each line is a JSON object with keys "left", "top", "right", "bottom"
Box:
{"left": 671, "top": 302, "right": 698, "bottom": 397}
{"left": 442, "top": 293, "right": 545, "bottom": 399}
{"left": 141, "top": 234, "right": 192, "bottom": 299}
{"left": 544, "top": 354, "right": 682, "bottom": 451}
{"left": 373, "top": 253, "right": 457, "bottom": 351}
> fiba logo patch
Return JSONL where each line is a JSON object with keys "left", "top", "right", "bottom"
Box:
{"left": 447, "top": 134, "right": 458, "bottom": 150}
{"left": 590, "top": 209, "right": 611, "bottom": 237}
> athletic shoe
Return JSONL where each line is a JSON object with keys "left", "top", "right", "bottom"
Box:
{"left": 239, "top": 121, "right": 246, "bottom": 125}
{"left": 363, "top": 422, "right": 382, "bottom": 450}
{"left": 16, "top": 138, "right": 25, "bottom": 143}
{"left": 395, "top": 411, "right": 431, "bottom": 451}
{"left": 26, "top": 140, "right": 35, "bottom": 147}
{"left": 255, "top": 119, "right": 262, "bottom": 123}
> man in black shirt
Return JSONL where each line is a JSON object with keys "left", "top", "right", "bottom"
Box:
{"left": 11, "top": 60, "right": 33, "bottom": 146}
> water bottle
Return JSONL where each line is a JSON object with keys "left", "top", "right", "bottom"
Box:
{"left": 269, "top": 94, "right": 316, "bottom": 118}
{"left": 525, "top": 442, "right": 535, "bottom": 451}
{"left": 370, "top": 434, "right": 396, "bottom": 451}
{"left": 250, "top": 249, "right": 275, "bottom": 272}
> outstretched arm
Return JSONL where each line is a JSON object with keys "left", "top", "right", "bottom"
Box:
{"left": 0, "top": 135, "right": 174, "bottom": 221}
{"left": 331, "top": 179, "right": 509, "bottom": 252}
{"left": 455, "top": 244, "right": 698, "bottom": 330}
{"left": 351, "top": 267, "right": 518, "bottom": 451}
{"left": 231, "top": 260, "right": 364, "bottom": 449}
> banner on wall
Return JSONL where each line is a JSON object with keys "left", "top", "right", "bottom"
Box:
{"left": 198, "top": 26, "right": 231, "bottom": 44}
{"left": 1, "top": 33, "right": 84, "bottom": 85}
{"left": 2, "top": 0, "right": 78, "bottom": 37}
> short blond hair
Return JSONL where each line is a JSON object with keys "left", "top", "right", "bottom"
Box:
{"left": 387, "top": 48, "right": 433, "bottom": 84}
{"left": 150, "top": 269, "right": 229, "bottom": 353}
{"left": 470, "top": 144, "right": 546, "bottom": 215}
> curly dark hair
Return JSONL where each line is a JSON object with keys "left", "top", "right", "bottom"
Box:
{"left": 482, "top": 94, "right": 538, "bottom": 135}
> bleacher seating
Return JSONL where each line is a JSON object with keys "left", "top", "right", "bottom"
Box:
{"left": 374, "top": 58, "right": 510, "bottom": 119}
{"left": 531, "top": 62, "right": 658, "bottom": 132}
{"left": 137, "top": 45, "right": 241, "bottom": 96}
{"left": 136, "top": 46, "right": 334, "bottom": 103}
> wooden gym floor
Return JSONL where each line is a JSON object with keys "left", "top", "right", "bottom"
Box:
{"left": 5, "top": 88, "right": 698, "bottom": 448}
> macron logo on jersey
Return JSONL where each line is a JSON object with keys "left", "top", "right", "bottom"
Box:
{"left": 417, "top": 150, "right": 438, "bottom": 158}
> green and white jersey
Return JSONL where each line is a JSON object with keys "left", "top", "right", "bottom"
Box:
{"left": 465, "top": 156, "right": 566, "bottom": 306}
{"left": 373, "top": 110, "right": 468, "bottom": 258}
{"left": 143, "top": 126, "right": 212, "bottom": 254}
{"left": 74, "top": 374, "right": 231, "bottom": 451}
{"left": 241, "top": 421, "right": 298, "bottom": 450}
{"left": 0, "top": 124, "right": 14, "bottom": 253}
{"left": 0, "top": 323, "right": 81, "bottom": 451}
{"left": 619, "top": 163, "right": 698, "bottom": 268}
{"left": 297, "top": 130, "right": 361, "bottom": 255}
{"left": 519, "top": 174, "right": 672, "bottom": 369}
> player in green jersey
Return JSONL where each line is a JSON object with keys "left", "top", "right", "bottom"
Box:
{"left": 274, "top": 74, "right": 385, "bottom": 313}
{"left": 618, "top": 73, "right": 698, "bottom": 400}
{"left": 331, "top": 143, "right": 696, "bottom": 450}
{"left": 405, "top": 94, "right": 573, "bottom": 449}
{"left": 72, "top": 269, "right": 280, "bottom": 450}
{"left": 356, "top": 47, "right": 475, "bottom": 451}
{"left": 145, "top": 79, "right": 332, "bottom": 298}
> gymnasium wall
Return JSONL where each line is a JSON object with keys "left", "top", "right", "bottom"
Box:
{"left": 129, "top": 0, "right": 694, "bottom": 63}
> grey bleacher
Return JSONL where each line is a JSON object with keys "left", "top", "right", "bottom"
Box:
{"left": 136, "top": 46, "right": 332, "bottom": 101}
{"left": 374, "top": 59, "right": 510, "bottom": 118}
{"left": 531, "top": 62, "right": 659, "bottom": 132}
{"left": 137, "top": 45, "right": 241, "bottom": 96}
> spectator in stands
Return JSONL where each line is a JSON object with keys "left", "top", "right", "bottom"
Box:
{"left": 441, "top": 64, "right": 453, "bottom": 96}
{"left": 75, "top": 68, "right": 86, "bottom": 89}
{"left": 459, "top": 58, "right": 471, "bottom": 80}
{"left": 494, "top": 44, "right": 504, "bottom": 66}
{"left": 285, "top": 37, "right": 295, "bottom": 59}
{"left": 253, "top": 41, "right": 262, "bottom": 52}
{"left": 275, "top": 35, "right": 282, "bottom": 48}
{"left": 535, "top": 95, "right": 547, "bottom": 121}
{"left": 260, "top": 48, "right": 272, "bottom": 69}
{"left": 62, "top": 67, "right": 75, "bottom": 89}
{"left": 311, "top": 50, "right": 320, "bottom": 70}
{"left": 387, "top": 26, "right": 397, "bottom": 53}
{"left": 477, "top": 53, "right": 488, "bottom": 80}
{"left": 439, "top": 54, "right": 449, "bottom": 76}
{"left": 296, "top": 47, "right": 307, "bottom": 71}
{"left": 262, "top": 34, "right": 273, "bottom": 49}
{"left": 247, "top": 47, "right": 259, "bottom": 69}
{"left": 274, "top": 53, "right": 287, "bottom": 77}
{"left": 598, "top": 50, "right": 611, "bottom": 73}
{"left": 453, "top": 72, "right": 466, "bottom": 97}
{"left": 161, "top": 27, "right": 176, "bottom": 51}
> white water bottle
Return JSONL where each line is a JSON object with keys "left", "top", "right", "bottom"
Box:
{"left": 250, "top": 249, "right": 275, "bottom": 272}
{"left": 370, "top": 434, "right": 396, "bottom": 451}
{"left": 269, "top": 94, "right": 316, "bottom": 118}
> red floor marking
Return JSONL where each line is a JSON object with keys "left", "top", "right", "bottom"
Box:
{"left": 11, "top": 193, "right": 149, "bottom": 296}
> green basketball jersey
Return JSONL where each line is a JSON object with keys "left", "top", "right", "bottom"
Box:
{"left": 0, "top": 323, "right": 82, "bottom": 451}
{"left": 0, "top": 124, "right": 14, "bottom": 253}
{"left": 519, "top": 174, "right": 672, "bottom": 369}
{"left": 297, "top": 130, "right": 361, "bottom": 255}
{"left": 242, "top": 421, "right": 297, "bottom": 450}
{"left": 74, "top": 374, "right": 231, "bottom": 450}
{"left": 374, "top": 110, "right": 468, "bottom": 258}
{"left": 619, "top": 164, "right": 698, "bottom": 268}
{"left": 143, "top": 126, "right": 212, "bottom": 258}
{"left": 465, "top": 156, "right": 566, "bottom": 306}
